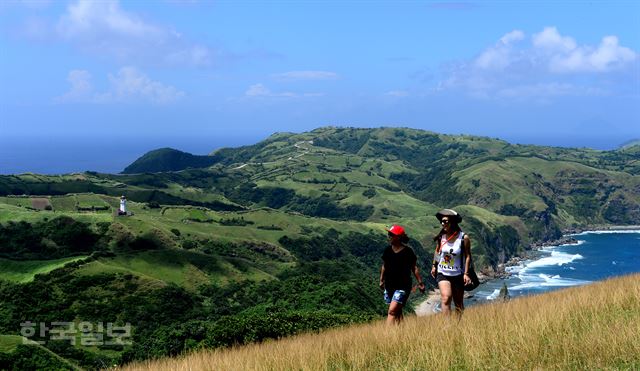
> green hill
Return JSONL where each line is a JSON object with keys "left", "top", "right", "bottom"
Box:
{"left": 619, "top": 138, "right": 640, "bottom": 150}
{"left": 0, "top": 126, "right": 638, "bottom": 368}
{"left": 122, "top": 148, "right": 222, "bottom": 174}
{"left": 0, "top": 256, "right": 87, "bottom": 283}
{"left": 0, "top": 335, "right": 80, "bottom": 370}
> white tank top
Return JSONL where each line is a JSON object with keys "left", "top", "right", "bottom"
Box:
{"left": 438, "top": 232, "right": 464, "bottom": 276}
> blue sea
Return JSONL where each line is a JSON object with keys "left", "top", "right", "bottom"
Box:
{"left": 473, "top": 230, "right": 640, "bottom": 302}
{"left": 0, "top": 135, "right": 257, "bottom": 175}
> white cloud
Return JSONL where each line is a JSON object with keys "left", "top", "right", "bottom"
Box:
{"left": 532, "top": 27, "right": 577, "bottom": 52}
{"left": 500, "top": 30, "right": 525, "bottom": 45}
{"left": 271, "top": 71, "right": 339, "bottom": 81}
{"left": 104, "top": 67, "right": 185, "bottom": 104}
{"left": 531, "top": 27, "right": 636, "bottom": 73}
{"left": 56, "top": 67, "right": 184, "bottom": 104}
{"left": 55, "top": 69, "right": 93, "bottom": 103}
{"left": 243, "top": 83, "right": 324, "bottom": 100}
{"left": 57, "top": 0, "right": 162, "bottom": 41}
{"left": 245, "top": 83, "right": 271, "bottom": 97}
{"left": 549, "top": 35, "right": 636, "bottom": 73}
{"left": 385, "top": 90, "right": 409, "bottom": 97}
{"left": 475, "top": 29, "right": 525, "bottom": 69}
{"left": 437, "top": 27, "right": 637, "bottom": 100}
{"left": 54, "top": 0, "right": 214, "bottom": 66}
{"left": 245, "top": 83, "right": 296, "bottom": 98}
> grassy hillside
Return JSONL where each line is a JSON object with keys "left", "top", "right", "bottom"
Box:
{"left": 122, "top": 274, "right": 640, "bottom": 371}
{"left": 122, "top": 148, "right": 222, "bottom": 174}
{"left": 0, "top": 256, "right": 87, "bottom": 283}
{"left": 0, "top": 126, "right": 638, "bottom": 368}
{"left": 0, "top": 335, "right": 80, "bottom": 370}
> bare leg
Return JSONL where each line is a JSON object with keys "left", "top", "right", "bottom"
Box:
{"left": 387, "top": 300, "right": 404, "bottom": 325}
{"left": 438, "top": 280, "right": 453, "bottom": 316}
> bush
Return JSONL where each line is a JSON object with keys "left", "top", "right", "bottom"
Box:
{"left": 362, "top": 188, "right": 377, "bottom": 198}
{"left": 0, "top": 217, "right": 102, "bottom": 259}
{"left": 182, "top": 239, "right": 197, "bottom": 250}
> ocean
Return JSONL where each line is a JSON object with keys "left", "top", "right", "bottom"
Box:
{"left": 0, "top": 135, "right": 257, "bottom": 175}
{"left": 473, "top": 230, "right": 640, "bottom": 303}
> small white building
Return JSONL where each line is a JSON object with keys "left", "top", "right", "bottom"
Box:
{"left": 119, "top": 195, "right": 127, "bottom": 215}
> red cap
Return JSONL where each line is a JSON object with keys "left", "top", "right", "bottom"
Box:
{"left": 386, "top": 225, "right": 406, "bottom": 236}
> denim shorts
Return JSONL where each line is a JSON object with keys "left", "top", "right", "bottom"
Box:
{"left": 384, "top": 289, "right": 410, "bottom": 305}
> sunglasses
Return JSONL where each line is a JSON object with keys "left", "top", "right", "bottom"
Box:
{"left": 440, "top": 219, "right": 451, "bottom": 225}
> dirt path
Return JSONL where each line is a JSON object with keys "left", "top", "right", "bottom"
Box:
{"left": 414, "top": 290, "right": 441, "bottom": 316}
{"left": 231, "top": 140, "right": 314, "bottom": 170}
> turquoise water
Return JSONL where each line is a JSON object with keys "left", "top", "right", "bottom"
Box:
{"left": 471, "top": 230, "right": 640, "bottom": 303}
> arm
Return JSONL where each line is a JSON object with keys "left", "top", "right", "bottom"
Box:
{"left": 463, "top": 235, "right": 472, "bottom": 285}
{"left": 413, "top": 264, "right": 425, "bottom": 293}
{"left": 430, "top": 243, "right": 440, "bottom": 278}
{"left": 379, "top": 264, "right": 385, "bottom": 289}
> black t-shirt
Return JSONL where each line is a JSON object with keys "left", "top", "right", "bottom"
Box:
{"left": 382, "top": 245, "right": 417, "bottom": 290}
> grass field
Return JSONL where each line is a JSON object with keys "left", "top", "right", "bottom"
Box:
{"left": 122, "top": 273, "right": 640, "bottom": 371}
{"left": 0, "top": 335, "right": 26, "bottom": 353}
{"left": 75, "top": 249, "right": 281, "bottom": 291}
{"left": 0, "top": 256, "right": 88, "bottom": 283}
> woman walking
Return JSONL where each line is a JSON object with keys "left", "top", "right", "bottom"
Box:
{"left": 430, "top": 209, "right": 472, "bottom": 315}
{"left": 379, "top": 225, "right": 425, "bottom": 325}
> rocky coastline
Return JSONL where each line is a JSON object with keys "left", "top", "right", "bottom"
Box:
{"left": 417, "top": 225, "right": 640, "bottom": 316}
{"left": 480, "top": 224, "right": 639, "bottom": 280}
{"left": 480, "top": 234, "right": 582, "bottom": 280}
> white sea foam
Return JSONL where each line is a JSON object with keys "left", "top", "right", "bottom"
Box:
{"left": 540, "top": 240, "right": 585, "bottom": 251}
{"left": 569, "top": 230, "right": 640, "bottom": 236}
{"left": 521, "top": 251, "right": 583, "bottom": 271}
{"left": 509, "top": 273, "right": 590, "bottom": 291}
{"left": 505, "top": 262, "right": 526, "bottom": 274}
{"left": 501, "top": 249, "right": 589, "bottom": 293}
{"left": 486, "top": 289, "right": 501, "bottom": 300}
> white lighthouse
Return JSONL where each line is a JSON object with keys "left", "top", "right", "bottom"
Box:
{"left": 119, "top": 195, "right": 127, "bottom": 215}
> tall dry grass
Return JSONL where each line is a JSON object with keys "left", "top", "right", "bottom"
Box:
{"left": 122, "top": 274, "right": 640, "bottom": 370}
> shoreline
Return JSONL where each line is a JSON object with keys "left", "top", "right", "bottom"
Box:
{"left": 415, "top": 227, "right": 640, "bottom": 315}
{"left": 498, "top": 226, "right": 640, "bottom": 278}
{"left": 564, "top": 225, "right": 640, "bottom": 233}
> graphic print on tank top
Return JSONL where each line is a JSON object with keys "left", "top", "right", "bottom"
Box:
{"left": 438, "top": 232, "right": 464, "bottom": 276}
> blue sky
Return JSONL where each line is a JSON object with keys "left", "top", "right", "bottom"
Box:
{"left": 1, "top": 0, "right": 639, "bottom": 155}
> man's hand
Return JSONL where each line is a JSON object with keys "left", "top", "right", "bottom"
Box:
{"left": 418, "top": 282, "right": 426, "bottom": 293}
{"left": 430, "top": 266, "right": 437, "bottom": 278}
{"left": 379, "top": 279, "right": 384, "bottom": 290}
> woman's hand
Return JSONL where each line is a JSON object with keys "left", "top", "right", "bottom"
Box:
{"left": 463, "top": 273, "right": 472, "bottom": 286}
{"left": 430, "top": 266, "right": 437, "bottom": 278}
{"left": 417, "top": 282, "right": 426, "bottom": 293}
{"left": 379, "top": 279, "right": 384, "bottom": 290}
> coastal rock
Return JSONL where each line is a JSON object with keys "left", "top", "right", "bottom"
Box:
{"left": 529, "top": 236, "right": 578, "bottom": 250}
